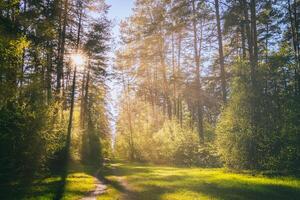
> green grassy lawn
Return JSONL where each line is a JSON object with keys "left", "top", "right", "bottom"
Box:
{"left": 100, "top": 162, "right": 300, "bottom": 200}
{"left": 2, "top": 162, "right": 300, "bottom": 200}
{"left": 60, "top": 162, "right": 96, "bottom": 200}
{"left": 0, "top": 161, "right": 96, "bottom": 200}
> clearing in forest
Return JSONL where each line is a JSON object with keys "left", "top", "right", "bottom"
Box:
{"left": 97, "top": 162, "right": 300, "bottom": 200}
{"left": 1, "top": 161, "right": 300, "bottom": 200}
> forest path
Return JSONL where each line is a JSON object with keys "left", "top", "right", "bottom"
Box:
{"left": 103, "top": 163, "right": 137, "bottom": 200}
{"left": 81, "top": 169, "right": 107, "bottom": 200}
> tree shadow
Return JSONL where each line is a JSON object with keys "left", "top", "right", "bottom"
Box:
{"left": 53, "top": 170, "right": 68, "bottom": 200}
{"left": 0, "top": 160, "right": 87, "bottom": 200}
{"left": 188, "top": 181, "right": 300, "bottom": 200}
{"left": 0, "top": 175, "right": 63, "bottom": 200}
{"left": 102, "top": 163, "right": 300, "bottom": 200}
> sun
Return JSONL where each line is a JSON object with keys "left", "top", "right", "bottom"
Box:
{"left": 71, "top": 53, "right": 86, "bottom": 66}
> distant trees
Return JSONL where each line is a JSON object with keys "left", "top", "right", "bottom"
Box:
{"left": 115, "top": 0, "right": 300, "bottom": 170}
{"left": 115, "top": 0, "right": 223, "bottom": 165}
{"left": 217, "top": 0, "right": 300, "bottom": 170}
{"left": 0, "top": 0, "right": 111, "bottom": 179}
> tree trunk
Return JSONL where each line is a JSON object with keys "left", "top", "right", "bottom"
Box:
{"left": 56, "top": 0, "right": 69, "bottom": 94}
{"left": 66, "top": 67, "right": 76, "bottom": 159}
{"left": 46, "top": 42, "right": 53, "bottom": 103}
{"left": 66, "top": 2, "right": 82, "bottom": 160}
{"left": 288, "top": 0, "right": 300, "bottom": 94}
{"left": 250, "top": 0, "right": 258, "bottom": 68}
{"left": 192, "top": 0, "right": 204, "bottom": 143}
{"left": 241, "top": 0, "right": 255, "bottom": 83}
{"left": 214, "top": 0, "right": 227, "bottom": 104}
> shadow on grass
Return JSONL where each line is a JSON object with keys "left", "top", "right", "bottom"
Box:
{"left": 53, "top": 166, "right": 68, "bottom": 200}
{"left": 4, "top": 162, "right": 299, "bottom": 200}
{"left": 0, "top": 160, "right": 97, "bottom": 200}
{"left": 0, "top": 175, "right": 63, "bottom": 200}
{"left": 103, "top": 163, "right": 300, "bottom": 200}
{"left": 190, "top": 182, "right": 300, "bottom": 200}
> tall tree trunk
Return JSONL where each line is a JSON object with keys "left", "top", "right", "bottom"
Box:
{"left": 56, "top": 0, "right": 69, "bottom": 94}
{"left": 20, "top": 0, "right": 27, "bottom": 91}
{"left": 159, "top": 34, "right": 171, "bottom": 119}
{"left": 177, "top": 33, "right": 182, "bottom": 122}
{"left": 241, "top": 21, "right": 247, "bottom": 59}
{"left": 172, "top": 32, "right": 177, "bottom": 118}
{"left": 288, "top": 0, "right": 300, "bottom": 94}
{"left": 293, "top": 0, "right": 300, "bottom": 57}
{"left": 192, "top": 0, "right": 204, "bottom": 143}
{"left": 66, "top": 2, "right": 82, "bottom": 159}
{"left": 122, "top": 72, "right": 135, "bottom": 161}
{"left": 214, "top": 0, "right": 227, "bottom": 104}
{"left": 241, "top": 0, "right": 255, "bottom": 84}
{"left": 81, "top": 61, "right": 90, "bottom": 163}
{"left": 66, "top": 66, "right": 76, "bottom": 159}
{"left": 293, "top": 0, "right": 300, "bottom": 94}
{"left": 80, "top": 70, "right": 86, "bottom": 122}
{"left": 250, "top": 0, "right": 258, "bottom": 69}
{"left": 265, "top": 23, "right": 269, "bottom": 61}
{"left": 46, "top": 42, "right": 53, "bottom": 103}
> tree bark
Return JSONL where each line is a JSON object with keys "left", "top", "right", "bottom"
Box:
{"left": 66, "top": 1, "right": 82, "bottom": 159}
{"left": 250, "top": 0, "right": 258, "bottom": 68}
{"left": 214, "top": 0, "right": 227, "bottom": 104}
{"left": 192, "top": 0, "right": 204, "bottom": 143}
{"left": 66, "top": 66, "right": 76, "bottom": 159}
{"left": 56, "top": 0, "right": 69, "bottom": 94}
{"left": 241, "top": 0, "right": 256, "bottom": 85}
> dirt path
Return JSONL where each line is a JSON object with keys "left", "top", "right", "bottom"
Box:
{"left": 106, "top": 164, "right": 137, "bottom": 200}
{"left": 117, "top": 176, "right": 132, "bottom": 200}
{"left": 81, "top": 164, "right": 136, "bottom": 200}
{"left": 81, "top": 170, "right": 107, "bottom": 200}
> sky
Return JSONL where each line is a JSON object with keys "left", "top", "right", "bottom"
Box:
{"left": 105, "top": 0, "right": 134, "bottom": 142}
{"left": 106, "top": 0, "right": 134, "bottom": 40}
{"left": 106, "top": 0, "right": 134, "bottom": 20}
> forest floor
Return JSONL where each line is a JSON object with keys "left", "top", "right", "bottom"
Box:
{"left": 97, "top": 162, "right": 300, "bottom": 200}
{"left": 1, "top": 162, "right": 300, "bottom": 200}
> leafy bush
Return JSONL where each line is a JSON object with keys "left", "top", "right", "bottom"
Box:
{"left": 115, "top": 100, "right": 221, "bottom": 167}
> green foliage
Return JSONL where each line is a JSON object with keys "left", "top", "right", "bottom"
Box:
{"left": 0, "top": 100, "right": 67, "bottom": 178}
{"left": 0, "top": 0, "right": 111, "bottom": 181}
{"left": 115, "top": 99, "right": 220, "bottom": 167}
{"left": 216, "top": 60, "right": 255, "bottom": 169}
{"left": 217, "top": 49, "right": 300, "bottom": 170}
{"left": 173, "top": 142, "right": 220, "bottom": 167}
{"left": 0, "top": 36, "right": 28, "bottom": 104}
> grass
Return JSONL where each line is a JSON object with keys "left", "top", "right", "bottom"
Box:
{"left": 2, "top": 162, "right": 300, "bottom": 199}
{"left": 0, "top": 161, "right": 96, "bottom": 200}
{"left": 100, "top": 162, "right": 300, "bottom": 200}
{"left": 0, "top": 176, "right": 62, "bottom": 200}
{"left": 61, "top": 162, "right": 96, "bottom": 200}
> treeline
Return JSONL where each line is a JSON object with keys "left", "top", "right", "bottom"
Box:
{"left": 0, "top": 0, "right": 111, "bottom": 180}
{"left": 115, "top": 0, "right": 300, "bottom": 170}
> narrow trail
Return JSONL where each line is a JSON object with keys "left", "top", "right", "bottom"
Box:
{"left": 105, "top": 164, "right": 137, "bottom": 200}
{"left": 117, "top": 176, "right": 133, "bottom": 200}
{"left": 81, "top": 169, "right": 107, "bottom": 200}
{"left": 81, "top": 164, "right": 136, "bottom": 200}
